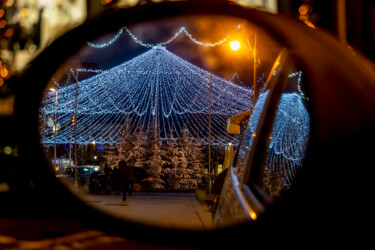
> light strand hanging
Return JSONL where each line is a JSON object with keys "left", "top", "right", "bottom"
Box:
{"left": 87, "top": 25, "right": 242, "bottom": 49}
{"left": 40, "top": 46, "right": 255, "bottom": 146}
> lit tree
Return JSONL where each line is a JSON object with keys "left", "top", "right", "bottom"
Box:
{"left": 116, "top": 115, "right": 134, "bottom": 163}
{"left": 164, "top": 127, "right": 205, "bottom": 190}
{"left": 102, "top": 145, "right": 118, "bottom": 169}
{"left": 129, "top": 124, "right": 147, "bottom": 168}
{"left": 146, "top": 141, "right": 165, "bottom": 189}
{"left": 145, "top": 121, "right": 165, "bottom": 189}
{"left": 188, "top": 137, "right": 205, "bottom": 189}
{"left": 164, "top": 128, "right": 179, "bottom": 189}
{"left": 174, "top": 128, "right": 192, "bottom": 189}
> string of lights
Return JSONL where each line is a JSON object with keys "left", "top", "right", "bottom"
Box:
{"left": 265, "top": 92, "right": 310, "bottom": 188}
{"left": 87, "top": 28, "right": 124, "bottom": 48}
{"left": 243, "top": 90, "right": 310, "bottom": 191}
{"left": 40, "top": 46, "right": 254, "bottom": 146}
{"left": 288, "top": 71, "right": 308, "bottom": 100}
{"left": 87, "top": 25, "right": 241, "bottom": 49}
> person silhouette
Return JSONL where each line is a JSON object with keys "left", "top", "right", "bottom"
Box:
{"left": 118, "top": 160, "right": 135, "bottom": 201}
{"left": 111, "top": 165, "right": 120, "bottom": 195}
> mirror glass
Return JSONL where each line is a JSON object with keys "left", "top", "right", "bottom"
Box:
{"left": 38, "top": 14, "right": 284, "bottom": 229}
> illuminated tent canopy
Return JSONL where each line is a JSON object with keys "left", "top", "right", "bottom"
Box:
{"left": 40, "top": 46, "right": 253, "bottom": 146}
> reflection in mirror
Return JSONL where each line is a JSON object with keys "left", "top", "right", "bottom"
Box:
{"left": 38, "top": 15, "right": 282, "bottom": 230}
{"left": 214, "top": 53, "right": 310, "bottom": 227}
{"left": 260, "top": 72, "right": 310, "bottom": 197}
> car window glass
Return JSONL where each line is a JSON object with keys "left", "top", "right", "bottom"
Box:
{"left": 233, "top": 90, "right": 269, "bottom": 179}
{"left": 233, "top": 49, "right": 285, "bottom": 180}
{"left": 261, "top": 71, "right": 310, "bottom": 197}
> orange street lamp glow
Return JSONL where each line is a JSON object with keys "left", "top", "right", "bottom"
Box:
{"left": 230, "top": 41, "right": 240, "bottom": 51}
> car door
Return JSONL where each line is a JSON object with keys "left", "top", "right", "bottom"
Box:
{"left": 214, "top": 48, "right": 311, "bottom": 227}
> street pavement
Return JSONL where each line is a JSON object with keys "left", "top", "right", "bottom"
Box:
{"left": 82, "top": 192, "right": 213, "bottom": 230}
{"left": 0, "top": 192, "right": 213, "bottom": 250}
{"left": 0, "top": 218, "right": 198, "bottom": 250}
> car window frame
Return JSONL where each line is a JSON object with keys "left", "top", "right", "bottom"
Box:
{"left": 239, "top": 48, "right": 296, "bottom": 204}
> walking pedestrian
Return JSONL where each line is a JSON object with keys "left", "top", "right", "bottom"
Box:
{"left": 118, "top": 160, "right": 135, "bottom": 201}
{"left": 104, "top": 164, "right": 112, "bottom": 176}
{"left": 111, "top": 165, "right": 120, "bottom": 195}
{"left": 103, "top": 164, "right": 112, "bottom": 193}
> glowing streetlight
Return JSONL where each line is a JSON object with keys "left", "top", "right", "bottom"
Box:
{"left": 92, "top": 140, "right": 96, "bottom": 161}
{"left": 230, "top": 41, "right": 241, "bottom": 51}
{"left": 74, "top": 70, "right": 79, "bottom": 186}
{"left": 246, "top": 33, "right": 261, "bottom": 104}
{"left": 50, "top": 88, "right": 58, "bottom": 172}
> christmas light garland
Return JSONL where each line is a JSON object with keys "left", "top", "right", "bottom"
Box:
{"left": 87, "top": 25, "right": 241, "bottom": 49}
{"left": 263, "top": 91, "right": 310, "bottom": 192}
{"left": 87, "top": 28, "right": 124, "bottom": 48}
{"left": 232, "top": 89, "right": 310, "bottom": 196}
{"left": 40, "top": 46, "right": 254, "bottom": 146}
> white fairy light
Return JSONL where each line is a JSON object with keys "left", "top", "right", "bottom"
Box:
{"left": 87, "top": 25, "right": 241, "bottom": 49}
{"left": 288, "top": 71, "right": 308, "bottom": 100}
{"left": 243, "top": 90, "right": 310, "bottom": 193}
{"left": 87, "top": 28, "right": 124, "bottom": 49}
{"left": 264, "top": 92, "right": 310, "bottom": 190}
{"left": 40, "top": 46, "right": 254, "bottom": 146}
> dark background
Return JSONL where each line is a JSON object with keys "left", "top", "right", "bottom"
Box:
{"left": 278, "top": 0, "right": 375, "bottom": 63}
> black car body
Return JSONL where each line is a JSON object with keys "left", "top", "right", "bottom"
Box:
{"left": 89, "top": 167, "right": 152, "bottom": 193}
{"left": 56, "top": 166, "right": 96, "bottom": 190}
